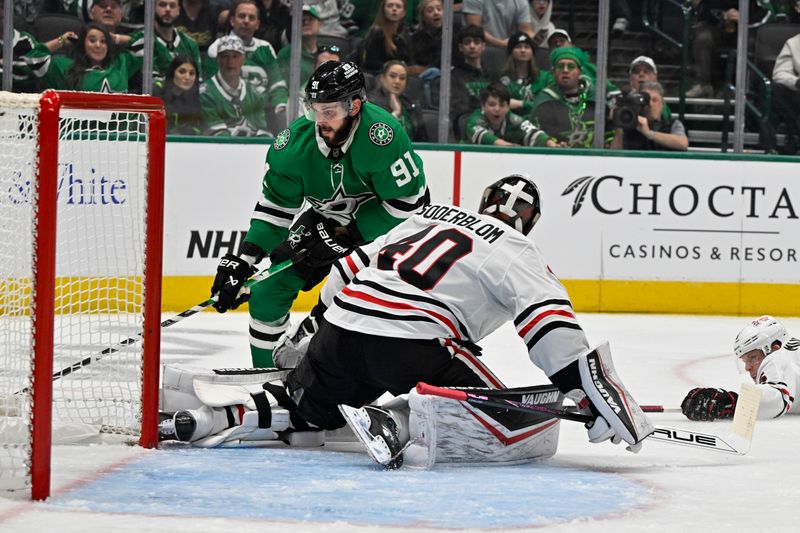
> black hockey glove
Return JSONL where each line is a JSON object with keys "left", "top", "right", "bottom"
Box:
{"left": 680, "top": 387, "right": 738, "bottom": 421}
{"left": 269, "top": 210, "right": 363, "bottom": 289}
{"left": 211, "top": 253, "right": 257, "bottom": 313}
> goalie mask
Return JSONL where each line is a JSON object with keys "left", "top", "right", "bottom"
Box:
{"left": 302, "top": 60, "right": 366, "bottom": 121}
{"left": 478, "top": 174, "right": 542, "bottom": 235}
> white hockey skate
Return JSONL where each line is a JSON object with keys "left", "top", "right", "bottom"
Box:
{"left": 339, "top": 405, "right": 405, "bottom": 469}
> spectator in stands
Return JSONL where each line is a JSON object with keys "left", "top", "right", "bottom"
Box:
{"left": 529, "top": 46, "right": 613, "bottom": 148}
{"left": 499, "top": 31, "right": 548, "bottom": 115}
{"left": 772, "top": 31, "right": 800, "bottom": 154}
{"left": 199, "top": 34, "right": 271, "bottom": 136}
{"left": 175, "top": 0, "right": 226, "bottom": 53}
{"left": 408, "top": 0, "right": 443, "bottom": 75}
{"left": 360, "top": 0, "right": 413, "bottom": 73}
{"left": 368, "top": 59, "right": 426, "bottom": 140}
{"left": 529, "top": 0, "right": 554, "bottom": 48}
{"left": 0, "top": 1, "right": 61, "bottom": 92}
{"left": 206, "top": 0, "right": 287, "bottom": 125}
{"left": 155, "top": 54, "right": 203, "bottom": 134}
{"left": 315, "top": 45, "right": 341, "bottom": 67}
{"left": 775, "top": 0, "right": 800, "bottom": 23}
{"left": 626, "top": 55, "right": 673, "bottom": 120}
{"left": 610, "top": 81, "right": 688, "bottom": 151}
{"left": 277, "top": 5, "right": 320, "bottom": 84}
{"left": 28, "top": 21, "right": 142, "bottom": 91}
{"left": 304, "top": 0, "right": 348, "bottom": 38}
{"left": 462, "top": 0, "right": 533, "bottom": 49}
{"left": 686, "top": 0, "right": 772, "bottom": 98}
{"left": 465, "top": 81, "right": 554, "bottom": 146}
{"left": 57, "top": 0, "right": 141, "bottom": 28}
{"left": 129, "top": 0, "right": 202, "bottom": 83}
{"left": 253, "top": 0, "right": 290, "bottom": 53}
{"left": 450, "top": 24, "right": 493, "bottom": 137}
{"left": 547, "top": 27, "right": 570, "bottom": 49}
{"left": 87, "top": 0, "right": 133, "bottom": 45}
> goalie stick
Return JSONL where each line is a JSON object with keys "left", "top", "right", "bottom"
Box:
{"left": 415, "top": 382, "right": 761, "bottom": 455}
{"left": 13, "top": 259, "right": 294, "bottom": 397}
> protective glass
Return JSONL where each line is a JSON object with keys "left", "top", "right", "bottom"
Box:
{"left": 301, "top": 99, "right": 349, "bottom": 122}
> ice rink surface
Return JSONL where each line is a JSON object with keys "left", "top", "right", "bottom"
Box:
{"left": 2, "top": 312, "right": 799, "bottom": 532}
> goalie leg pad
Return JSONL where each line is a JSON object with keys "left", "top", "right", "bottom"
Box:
{"left": 577, "top": 342, "right": 654, "bottom": 446}
{"left": 160, "top": 364, "right": 291, "bottom": 412}
{"left": 405, "top": 386, "right": 562, "bottom": 469}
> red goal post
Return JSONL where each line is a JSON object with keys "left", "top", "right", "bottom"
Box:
{"left": 0, "top": 90, "right": 165, "bottom": 500}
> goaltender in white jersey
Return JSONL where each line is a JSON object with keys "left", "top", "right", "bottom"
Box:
{"left": 160, "top": 175, "right": 653, "bottom": 468}
{"left": 681, "top": 315, "right": 800, "bottom": 421}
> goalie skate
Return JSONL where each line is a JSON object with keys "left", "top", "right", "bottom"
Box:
{"left": 339, "top": 405, "right": 404, "bottom": 469}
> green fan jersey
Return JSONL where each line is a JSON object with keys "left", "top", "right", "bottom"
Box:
{"left": 464, "top": 108, "right": 550, "bottom": 146}
{"left": 199, "top": 73, "right": 271, "bottom": 136}
{"left": 27, "top": 45, "right": 142, "bottom": 92}
{"left": 276, "top": 45, "right": 315, "bottom": 88}
{"left": 499, "top": 73, "right": 550, "bottom": 115}
{"left": 128, "top": 29, "right": 203, "bottom": 82}
{"left": 244, "top": 101, "right": 430, "bottom": 254}
{"left": 205, "top": 35, "right": 288, "bottom": 109}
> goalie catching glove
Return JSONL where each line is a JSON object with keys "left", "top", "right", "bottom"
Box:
{"left": 211, "top": 254, "right": 257, "bottom": 313}
{"left": 269, "top": 209, "right": 363, "bottom": 290}
{"left": 681, "top": 387, "right": 738, "bottom": 421}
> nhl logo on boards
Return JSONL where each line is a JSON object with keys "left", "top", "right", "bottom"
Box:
{"left": 274, "top": 128, "right": 290, "bottom": 150}
{"left": 369, "top": 122, "right": 393, "bottom": 146}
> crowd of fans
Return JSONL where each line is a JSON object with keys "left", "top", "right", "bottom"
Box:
{"left": 1, "top": 0, "right": 799, "bottom": 153}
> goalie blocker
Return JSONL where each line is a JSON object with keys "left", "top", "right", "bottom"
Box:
{"left": 550, "top": 342, "right": 654, "bottom": 450}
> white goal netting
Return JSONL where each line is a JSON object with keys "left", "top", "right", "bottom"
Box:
{"left": 0, "top": 92, "right": 154, "bottom": 491}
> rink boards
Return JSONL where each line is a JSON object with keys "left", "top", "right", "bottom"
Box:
{"left": 158, "top": 140, "right": 800, "bottom": 316}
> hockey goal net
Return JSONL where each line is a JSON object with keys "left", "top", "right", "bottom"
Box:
{"left": 0, "top": 91, "right": 165, "bottom": 500}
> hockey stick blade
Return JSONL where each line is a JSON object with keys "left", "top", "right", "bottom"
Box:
{"left": 416, "top": 382, "right": 757, "bottom": 455}
{"left": 15, "top": 259, "right": 294, "bottom": 394}
{"left": 641, "top": 405, "right": 682, "bottom": 413}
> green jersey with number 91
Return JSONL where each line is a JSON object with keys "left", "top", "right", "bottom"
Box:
{"left": 245, "top": 101, "right": 429, "bottom": 253}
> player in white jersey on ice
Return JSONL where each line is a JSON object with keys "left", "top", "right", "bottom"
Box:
{"left": 681, "top": 315, "right": 800, "bottom": 421}
{"left": 160, "top": 175, "right": 653, "bottom": 467}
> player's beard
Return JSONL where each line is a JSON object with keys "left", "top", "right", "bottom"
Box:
{"left": 320, "top": 115, "right": 355, "bottom": 147}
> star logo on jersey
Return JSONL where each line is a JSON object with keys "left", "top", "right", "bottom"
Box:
{"left": 306, "top": 184, "right": 373, "bottom": 226}
{"left": 274, "top": 128, "right": 290, "bottom": 150}
{"left": 368, "top": 122, "right": 394, "bottom": 146}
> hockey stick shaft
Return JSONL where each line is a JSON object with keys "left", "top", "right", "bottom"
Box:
{"left": 416, "top": 383, "right": 749, "bottom": 454}
{"left": 641, "top": 405, "right": 682, "bottom": 413}
{"left": 39, "top": 259, "right": 294, "bottom": 388}
{"left": 415, "top": 383, "right": 593, "bottom": 423}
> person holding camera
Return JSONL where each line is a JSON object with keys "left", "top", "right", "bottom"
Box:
{"left": 610, "top": 81, "right": 688, "bottom": 151}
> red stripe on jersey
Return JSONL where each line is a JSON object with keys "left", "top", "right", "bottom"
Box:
{"left": 465, "top": 404, "right": 559, "bottom": 445}
{"left": 448, "top": 342, "right": 503, "bottom": 389}
{"left": 341, "top": 286, "right": 462, "bottom": 338}
{"left": 345, "top": 255, "right": 359, "bottom": 277}
{"left": 518, "top": 309, "right": 576, "bottom": 338}
{"left": 236, "top": 404, "right": 245, "bottom": 425}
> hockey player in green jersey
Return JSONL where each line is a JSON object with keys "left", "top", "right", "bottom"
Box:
{"left": 210, "top": 60, "right": 429, "bottom": 367}
{"left": 128, "top": 0, "right": 203, "bottom": 84}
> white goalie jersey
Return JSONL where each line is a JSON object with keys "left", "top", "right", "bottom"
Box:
{"left": 321, "top": 203, "right": 591, "bottom": 377}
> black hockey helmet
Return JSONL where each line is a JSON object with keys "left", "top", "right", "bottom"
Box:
{"left": 304, "top": 60, "right": 367, "bottom": 104}
{"left": 478, "top": 174, "right": 542, "bottom": 235}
